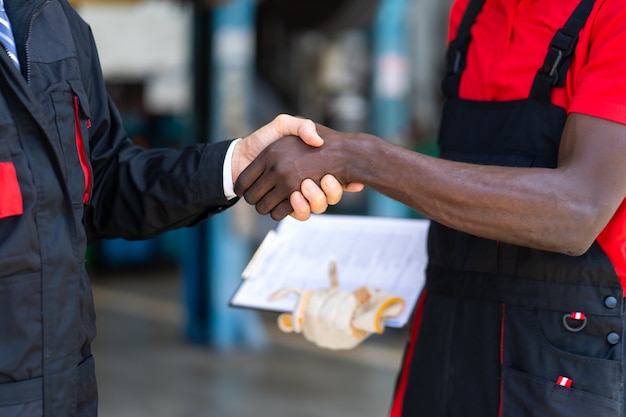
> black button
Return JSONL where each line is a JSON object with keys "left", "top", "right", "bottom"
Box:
{"left": 607, "top": 332, "right": 620, "bottom": 345}
{"left": 605, "top": 296, "right": 618, "bottom": 309}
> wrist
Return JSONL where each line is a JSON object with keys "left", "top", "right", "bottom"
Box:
{"left": 230, "top": 138, "right": 247, "bottom": 184}
{"left": 341, "top": 133, "right": 382, "bottom": 185}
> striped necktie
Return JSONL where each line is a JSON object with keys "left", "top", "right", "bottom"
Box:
{"left": 0, "top": 0, "right": 19, "bottom": 69}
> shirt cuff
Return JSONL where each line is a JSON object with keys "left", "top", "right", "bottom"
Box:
{"left": 223, "top": 138, "right": 241, "bottom": 200}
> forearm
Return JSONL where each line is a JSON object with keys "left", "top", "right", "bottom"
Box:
{"left": 352, "top": 138, "right": 604, "bottom": 255}
{"left": 237, "top": 115, "right": 625, "bottom": 253}
{"left": 86, "top": 141, "right": 235, "bottom": 241}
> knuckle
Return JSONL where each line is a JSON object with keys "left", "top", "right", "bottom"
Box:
{"left": 256, "top": 201, "right": 272, "bottom": 215}
{"left": 274, "top": 113, "right": 289, "bottom": 125}
{"left": 328, "top": 191, "right": 343, "bottom": 205}
{"left": 310, "top": 195, "right": 326, "bottom": 211}
{"left": 243, "top": 191, "right": 258, "bottom": 205}
{"left": 255, "top": 205, "right": 269, "bottom": 216}
{"left": 301, "top": 118, "right": 314, "bottom": 128}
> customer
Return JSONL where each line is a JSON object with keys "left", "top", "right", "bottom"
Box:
{"left": 0, "top": 0, "right": 346, "bottom": 416}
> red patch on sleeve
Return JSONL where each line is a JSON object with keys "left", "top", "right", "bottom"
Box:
{"left": 0, "top": 162, "right": 23, "bottom": 218}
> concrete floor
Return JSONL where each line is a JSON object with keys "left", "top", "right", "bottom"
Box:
{"left": 89, "top": 265, "right": 409, "bottom": 417}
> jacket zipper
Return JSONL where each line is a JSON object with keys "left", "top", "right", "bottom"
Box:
{"left": 24, "top": 1, "right": 50, "bottom": 84}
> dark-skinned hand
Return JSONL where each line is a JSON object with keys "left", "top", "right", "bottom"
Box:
{"left": 235, "top": 124, "right": 369, "bottom": 220}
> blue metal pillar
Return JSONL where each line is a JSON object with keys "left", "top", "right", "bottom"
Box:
{"left": 369, "top": 0, "right": 412, "bottom": 218}
{"left": 185, "top": 0, "right": 266, "bottom": 349}
{"left": 206, "top": 0, "right": 266, "bottom": 349}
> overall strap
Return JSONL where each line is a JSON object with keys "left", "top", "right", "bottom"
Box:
{"left": 530, "top": 0, "right": 596, "bottom": 102}
{"left": 441, "top": 0, "right": 486, "bottom": 98}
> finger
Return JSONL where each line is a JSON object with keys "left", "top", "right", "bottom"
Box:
{"left": 301, "top": 179, "right": 329, "bottom": 214}
{"left": 344, "top": 182, "right": 365, "bottom": 193}
{"left": 271, "top": 200, "right": 295, "bottom": 221}
{"left": 253, "top": 187, "right": 290, "bottom": 216}
{"left": 240, "top": 176, "right": 276, "bottom": 206}
{"left": 289, "top": 191, "right": 312, "bottom": 221}
{"left": 274, "top": 114, "right": 323, "bottom": 147}
{"left": 297, "top": 120, "right": 324, "bottom": 148}
{"left": 320, "top": 175, "right": 343, "bottom": 206}
{"left": 234, "top": 158, "right": 267, "bottom": 197}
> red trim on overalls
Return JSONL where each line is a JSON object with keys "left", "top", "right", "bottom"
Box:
{"left": 389, "top": 289, "right": 427, "bottom": 417}
{"left": 557, "top": 376, "right": 573, "bottom": 388}
{"left": 498, "top": 303, "right": 505, "bottom": 417}
{"left": 73, "top": 96, "right": 92, "bottom": 204}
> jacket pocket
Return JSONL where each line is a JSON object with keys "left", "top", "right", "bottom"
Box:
{"left": 51, "top": 85, "right": 92, "bottom": 206}
{"left": 0, "top": 162, "right": 23, "bottom": 219}
{"left": 0, "top": 374, "right": 43, "bottom": 417}
{"left": 76, "top": 355, "right": 97, "bottom": 417}
{"left": 73, "top": 95, "right": 92, "bottom": 204}
{"left": 0, "top": 400, "right": 43, "bottom": 417}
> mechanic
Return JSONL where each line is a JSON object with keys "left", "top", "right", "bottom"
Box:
{"left": 236, "top": 0, "right": 626, "bottom": 415}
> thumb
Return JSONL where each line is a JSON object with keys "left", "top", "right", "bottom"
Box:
{"left": 275, "top": 115, "right": 323, "bottom": 147}
{"left": 296, "top": 120, "right": 324, "bottom": 148}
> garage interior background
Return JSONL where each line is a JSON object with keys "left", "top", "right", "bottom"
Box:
{"left": 70, "top": 0, "right": 453, "bottom": 347}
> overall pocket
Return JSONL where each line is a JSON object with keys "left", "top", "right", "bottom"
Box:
{"left": 502, "top": 367, "right": 621, "bottom": 417}
{"left": 501, "top": 304, "right": 624, "bottom": 417}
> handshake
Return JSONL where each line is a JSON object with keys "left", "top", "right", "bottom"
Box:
{"left": 231, "top": 115, "right": 407, "bottom": 350}
{"left": 232, "top": 114, "right": 376, "bottom": 221}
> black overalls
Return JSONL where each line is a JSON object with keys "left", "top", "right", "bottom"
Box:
{"left": 396, "top": 0, "right": 626, "bottom": 416}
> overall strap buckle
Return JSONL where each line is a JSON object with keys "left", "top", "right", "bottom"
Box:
{"left": 543, "top": 31, "right": 580, "bottom": 86}
{"left": 530, "top": 0, "right": 595, "bottom": 102}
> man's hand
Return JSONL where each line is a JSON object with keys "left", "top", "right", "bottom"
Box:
{"left": 232, "top": 114, "right": 363, "bottom": 220}
{"left": 233, "top": 115, "right": 356, "bottom": 220}
{"left": 235, "top": 124, "right": 368, "bottom": 220}
{"left": 232, "top": 114, "right": 323, "bottom": 180}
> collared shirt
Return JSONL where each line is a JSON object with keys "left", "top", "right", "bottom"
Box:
{"left": 0, "top": 0, "right": 19, "bottom": 69}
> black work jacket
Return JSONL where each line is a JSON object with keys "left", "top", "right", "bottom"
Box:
{"left": 0, "top": 1, "right": 236, "bottom": 416}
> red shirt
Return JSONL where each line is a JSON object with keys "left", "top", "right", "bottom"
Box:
{"left": 448, "top": 0, "right": 626, "bottom": 290}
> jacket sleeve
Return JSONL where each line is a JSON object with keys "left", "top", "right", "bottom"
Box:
{"left": 62, "top": 2, "right": 238, "bottom": 242}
